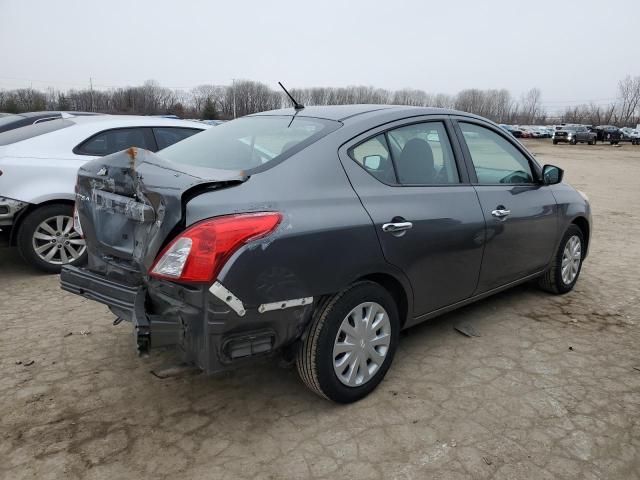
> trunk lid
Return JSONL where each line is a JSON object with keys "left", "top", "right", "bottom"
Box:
{"left": 76, "top": 147, "right": 247, "bottom": 284}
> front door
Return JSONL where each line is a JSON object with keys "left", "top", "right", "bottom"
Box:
{"left": 454, "top": 120, "right": 558, "bottom": 292}
{"left": 339, "top": 118, "right": 486, "bottom": 318}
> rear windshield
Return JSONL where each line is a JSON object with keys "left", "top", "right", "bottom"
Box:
{"left": 0, "top": 118, "right": 74, "bottom": 146}
{"left": 159, "top": 115, "right": 340, "bottom": 172}
{"left": 0, "top": 114, "right": 25, "bottom": 128}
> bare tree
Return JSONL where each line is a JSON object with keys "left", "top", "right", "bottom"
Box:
{"left": 616, "top": 75, "right": 640, "bottom": 126}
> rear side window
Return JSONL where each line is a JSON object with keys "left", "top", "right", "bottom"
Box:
{"left": 460, "top": 122, "right": 534, "bottom": 184}
{"left": 159, "top": 116, "right": 339, "bottom": 172}
{"left": 154, "top": 127, "right": 202, "bottom": 150}
{"left": 349, "top": 134, "right": 396, "bottom": 184}
{"left": 75, "top": 128, "right": 154, "bottom": 156}
{"left": 0, "top": 119, "right": 73, "bottom": 146}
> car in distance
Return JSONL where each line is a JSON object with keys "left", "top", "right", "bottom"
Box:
{"left": 499, "top": 124, "right": 522, "bottom": 138}
{"left": 60, "top": 105, "right": 592, "bottom": 403}
{"left": 0, "top": 115, "right": 208, "bottom": 272}
{"left": 619, "top": 127, "right": 640, "bottom": 145}
{"left": 553, "top": 125, "right": 596, "bottom": 145}
{"left": 0, "top": 111, "right": 100, "bottom": 134}
{"left": 594, "top": 125, "right": 622, "bottom": 144}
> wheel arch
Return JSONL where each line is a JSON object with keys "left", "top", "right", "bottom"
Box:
{"left": 571, "top": 215, "right": 590, "bottom": 257}
{"left": 9, "top": 199, "right": 75, "bottom": 246}
{"left": 355, "top": 272, "right": 411, "bottom": 328}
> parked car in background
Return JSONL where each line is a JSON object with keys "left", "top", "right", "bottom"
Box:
{"left": 553, "top": 125, "right": 596, "bottom": 145}
{"left": 60, "top": 105, "right": 591, "bottom": 403}
{"left": 594, "top": 125, "right": 622, "bottom": 144}
{"left": 0, "top": 111, "right": 100, "bottom": 134}
{"left": 0, "top": 115, "right": 208, "bottom": 272}
{"left": 619, "top": 127, "right": 640, "bottom": 145}
{"left": 499, "top": 124, "right": 522, "bottom": 138}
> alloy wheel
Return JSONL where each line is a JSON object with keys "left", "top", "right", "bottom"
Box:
{"left": 32, "top": 215, "right": 86, "bottom": 265}
{"left": 561, "top": 235, "right": 582, "bottom": 284}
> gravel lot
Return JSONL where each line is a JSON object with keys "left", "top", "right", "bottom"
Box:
{"left": 1, "top": 139, "right": 639, "bottom": 479}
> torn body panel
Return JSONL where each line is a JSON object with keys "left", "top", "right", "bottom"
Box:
{"left": 75, "top": 148, "right": 246, "bottom": 285}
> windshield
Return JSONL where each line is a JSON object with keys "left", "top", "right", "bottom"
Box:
{"left": 160, "top": 115, "right": 340, "bottom": 172}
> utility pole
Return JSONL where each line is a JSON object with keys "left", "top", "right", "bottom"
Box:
{"left": 89, "top": 77, "right": 94, "bottom": 112}
{"left": 232, "top": 78, "right": 237, "bottom": 119}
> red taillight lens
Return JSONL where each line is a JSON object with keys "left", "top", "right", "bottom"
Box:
{"left": 149, "top": 212, "right": 282, "bottom": 283}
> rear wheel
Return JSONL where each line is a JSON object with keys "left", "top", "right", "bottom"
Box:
{"left": 570, "top": 138, "right": 577, "bottom": 145}
{"left": 17, "top": 204, "right": 87, "bottom": 273}
{"left": 538, "top": 225, "right": 584, "bottom": 294}
{"left": 552, "top": 140, "right": 558, "bottom": 145}
{"left": 296, "top": 281, "right": 400, "bottom": 403}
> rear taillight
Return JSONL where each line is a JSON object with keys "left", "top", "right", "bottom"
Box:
{"left": 73, "top": 205, "right": 83, "bottom": 237}
{"left": 149, "top": 212, "right": 282, "bottom": 283}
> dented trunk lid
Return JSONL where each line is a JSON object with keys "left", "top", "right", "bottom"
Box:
{"left": 76, "top": 147, "right": 247, "bottom": 284}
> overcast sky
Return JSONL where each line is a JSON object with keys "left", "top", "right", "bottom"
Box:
{"left": 1, "top": 0, "right": 638, "bottom": 111}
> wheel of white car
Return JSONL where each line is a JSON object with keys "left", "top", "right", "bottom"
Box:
{"left": 296, "top": 281, "right": 400, "bottom": 403}
{"left": 17, "top": 204, "right": 87, "bottom": 273}
{"left": 538, "top": 225, "right": 585, "bottom": 295}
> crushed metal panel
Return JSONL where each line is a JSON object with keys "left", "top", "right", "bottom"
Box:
{"left": 258, "top": 297, "right": 313, "bottom": 313}
{"left": 209, "top": 281, "right": 246, "bottom": 317}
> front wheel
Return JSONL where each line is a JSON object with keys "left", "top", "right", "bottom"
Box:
{"left": 538, "top": 225, "right": 585, "bottom": 294}
{"left": 296, "top": 281, "right": 400, "bottom": 403}
{"left": 570, "top": 138, "right": 577, "bottom": 145}
{"left": 17, "top": 204, "right": 87, "bottom": 273}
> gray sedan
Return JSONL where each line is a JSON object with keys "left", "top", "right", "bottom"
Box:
{"left": 61, "top": 105, "right": 591, "bottom": 403}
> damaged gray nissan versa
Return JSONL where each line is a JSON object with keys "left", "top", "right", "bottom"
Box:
{"left": 60, "top": 104, "right": 592, "bottom": 403}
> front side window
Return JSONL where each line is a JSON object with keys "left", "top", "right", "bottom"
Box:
{"left": 75, "top": 128, "right": 153, "bottom": 156}
{"left": 160, "top": 116, "right": 339, "bottom": 172}
{"left": 460, "top": 122, "right": 534, "bottom": 184}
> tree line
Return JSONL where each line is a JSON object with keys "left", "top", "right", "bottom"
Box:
{"left": 1, "top": 76, "right": 639, "bottom": 127}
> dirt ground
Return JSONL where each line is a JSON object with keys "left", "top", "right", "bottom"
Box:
{"left": 1, "top": 139, "right": 639, "bottom": 479}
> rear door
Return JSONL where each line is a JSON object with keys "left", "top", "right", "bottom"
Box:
{"left": 453, "top": 118, "right": 558, "bottom": 292}
{"left": 339, "top": 117, "right": 486, "bottom": 319}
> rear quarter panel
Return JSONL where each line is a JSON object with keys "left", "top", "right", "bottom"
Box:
{"left": 185, "top": 134, "right": 413, "bottom": 310}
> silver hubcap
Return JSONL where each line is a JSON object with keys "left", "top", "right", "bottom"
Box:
{"left": 561, "top": 235, "right": 582, "bottom": 284}
{"left": 32, "top": 215, "right": 86, "bottom": 265}
{"left": 333, "top": 302, "right": 391, "bottom": 387}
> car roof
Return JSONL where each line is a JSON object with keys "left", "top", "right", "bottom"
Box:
{"left": 64, "top": 114, "right": 207, "bottom": 128}
{"left": 252, "top": 104, "right": 481, "bottom": 123}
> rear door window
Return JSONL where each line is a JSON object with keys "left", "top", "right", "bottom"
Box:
{"left": 75, "top": 128, "right": 155, "bottom": 156}
{"left": 349, "top": 134, "right": 396, "bottom": 184}
{"left": 386, "top": 122, "right": 460, "bottom": 184}
{"left": 0, "top": 119, "right": 73, "bottom": 146}
{"left": 153, "top": 127, "right": 202, "bottom": 150}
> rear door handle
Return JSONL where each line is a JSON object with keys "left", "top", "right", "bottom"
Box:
{"left": 491, "top": 208, "right": 511, "bottom": 218}
{"left": 382, "top": 222, "right": 413, "bottom": 233}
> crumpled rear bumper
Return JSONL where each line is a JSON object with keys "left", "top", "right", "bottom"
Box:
{"left": 60, "top": 265, "right": 314, "bottom": 373}
{"left": 60, "top": 265, "right": 178, "bottom": 354}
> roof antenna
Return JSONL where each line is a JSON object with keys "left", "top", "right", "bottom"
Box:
{"left": 278, "top": 82, "right": 304, "bottom": 110}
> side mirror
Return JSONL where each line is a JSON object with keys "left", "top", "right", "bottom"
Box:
{"left": 363, "top": 155, "right": 382, "bottom": 170}
{"left": 542, "top": 164, "right": 563, "bottom": 185}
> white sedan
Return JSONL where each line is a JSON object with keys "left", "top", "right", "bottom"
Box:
{"left": 0, "top": 114, "right": 209, "bottom": 272}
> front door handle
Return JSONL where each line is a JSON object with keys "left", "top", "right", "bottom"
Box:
{"left": 382, "top": 222, "right": 413, "bottom": 234}
{"left": 491, "top": 207, "right": 511, "bottom": 218}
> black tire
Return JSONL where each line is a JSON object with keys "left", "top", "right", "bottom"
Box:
{"left": 552, "top": 140, "right": 558, "bottom": 145}
{"left": 538, "top": 225, "right": 585, "bottom": 295}
{"left": 296, "top": 281, "right": 400, "bottom": 403}
{"left": 588, "top": 138, "right": 594, "bottom": 145}
{"left": 570, "top": 138, "right": 577, "bottom": 145}
{"left": 17, "top": 204, "right": 87, "bottom": 273}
